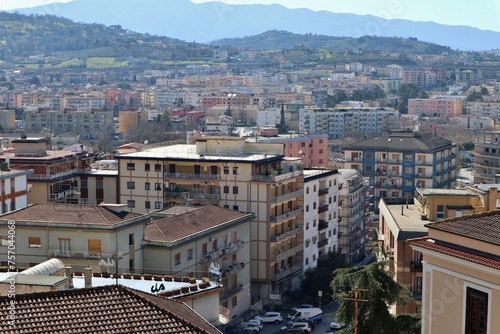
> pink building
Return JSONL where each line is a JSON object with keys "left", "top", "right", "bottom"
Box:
{"left": 408, "top": 98, "right": 463, "bottom": 117}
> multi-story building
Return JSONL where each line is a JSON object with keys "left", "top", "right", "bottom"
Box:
{"left": 303, "top": 168, "right": 340, "bottom": 271}
{"left": 338, "top": 169, "right": 373, "bottom": 264}
{"left": 409, "top": 211, "right": 500, "bottom": 334}
{"left": 118, "top": 107, "right": 150, "bottom": 133}
{"left": 200, "top": 94, "right": 251, "bottom": 109}
{"left": 473, "top": 130, "right": 500, "bottom": 184}
{"left": 116, "top": 137, "right": 305, "bottom": 301}
{"left": 458, "top": 115, "right": 494, "bottom": 132}
{"left": 408, "top": 98, "right": 463, "bottom": 117}
{"left": 245, "top": 128, "right": 328, "bottom": 168}
{"left": 24, "top": 108, "right": 114, "bottom": 136}
{"left": 344, "top": 130, "right": 457, "bottom": 201}
{"left": 0, "top": 110, "right": 16, "bottom": 132}
{"left": 0, "top": 166, "right": 33, "bottom": 214}
{"left": 299, "top": 108, "right": 399, "bottom": 139}
{"left": 465, "top": 101, "right": 500, "bottom": 120}
{"left": 143, "top": 205, "right": 254, "bottom": 325}
{"left": 0, "top": 136, "right": 95, "bottom": 204}
{"left": 62, "top": 95, "right": 106, "bottom": 109}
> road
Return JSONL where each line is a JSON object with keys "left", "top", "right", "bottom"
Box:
{"left": 258, "top": 302, "right": 339, "bottom": 334}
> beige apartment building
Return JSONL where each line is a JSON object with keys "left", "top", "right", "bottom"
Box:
{"left": 473, "top": 130, "right": 500, "bottom": 184}
{"left": 117, "top": 136, "right": 305, "bottom": 301}
{"left": 408, "top": 98, "right": 463, "bottom": 117}
{"left": 409, "top": 211, "right": 500, "bottom": 334}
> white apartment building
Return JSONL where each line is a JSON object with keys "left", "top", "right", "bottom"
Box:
{"left": 303, "top": 169, "right": 340, "bottom": 271}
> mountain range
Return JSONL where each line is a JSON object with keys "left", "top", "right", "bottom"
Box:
{"left": 8, "top": 0, "right": 500, "bottom": 51}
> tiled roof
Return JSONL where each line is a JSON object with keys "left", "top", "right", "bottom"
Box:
{"left": 145, "top": 205, "right": 253, "bottom": 243}
{"left": 0, "top": 285, "right": 221, "bottom": 334}
{"left": 0, "top": 203, "right": 143, "bottom": 226}
{"left": 425, "top": 210, "right": 500, "bottom": 246}
{"left": 345, "top": 131, "right": 452, "bottom": 152}
{"left": 409, "top": 237, "right": 500, "bottom": 271}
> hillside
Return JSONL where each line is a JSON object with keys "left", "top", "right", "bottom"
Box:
{"left": 213, "top": 30, "right": 451, "bottom": 54}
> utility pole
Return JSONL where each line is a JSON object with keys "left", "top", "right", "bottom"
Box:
{"left": 344, "top": 287, "right": 368, "bottom": 334}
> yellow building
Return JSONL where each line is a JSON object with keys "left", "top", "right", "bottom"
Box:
{"left": 117, "top": 136, "right": 305, "bottom": 301}
{"left": 118, "top": 108, "right": 149, "bottom": 133}
{"left": 409, "top": 211, "right": 500, "bottom": 334}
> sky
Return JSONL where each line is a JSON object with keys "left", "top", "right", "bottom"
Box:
{"left": 3, "top": 0, "right": 500, "bottom": 33}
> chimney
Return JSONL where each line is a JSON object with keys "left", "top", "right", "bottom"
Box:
{"left": 83, "top": 267, "right": 92, "bottom": 288}
{"left": 401, "top": 206, "right": 404, "bottom": 215}
{"left": 65, "top": 266, "right": 74, "bottom": 289}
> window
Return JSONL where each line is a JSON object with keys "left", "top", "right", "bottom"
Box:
{"left": 232, "top": 186, "right": 238, "bottom": 194}
{"left": 223, "top": 204, "right": 229, "bottom": 208}
{"left": 188, "top": 248, "right": 193, "bottom": 260}
{"left": 365, "top": 153, "right": 372, "bottom": 159}
{"left": 127, "top": 163, "right": 135, "bottom": 171}
{"left": 58, "top": 238, "right": 71, "bottom": 256}
{"left": 127, "top": 200, "right": 135, "bottom": 208}
{"left": 233, "top": 205, "right": 239, "bottom": 211}
{"left": 232, "top": 296, "right": 238, "bottom": 307}
{"left": 0, "top": 236, "right": 8, "bottom": 246}
{"left": 306, "top": 222, "right": 309, "bottom": 230}
{"left": 129, "top": 233, "right": 135, "bottom": 245}
{"left": 28, "top": 237, "right": 41, "bottom": 248}
{"left": 223, "top": 186, "right": 229, "bottom": 194}
{"left": 129, "top": 259, "right": 135, "bottom": 272}
{"left": 96, "top": 178, "right": 103, "bottom": 189}
{"left": 155, "top": 164, "right": 162, "bottom": 172}
{"left": 306, "top": 205, "right": 309, "bottom": 212}
{"left": 305, "top": 257, "right": 309, "bottom": 265}
{"left": 127, "top": 181, "right": 135, "bottom": 189}
{"left": 232, "top": 167, "right": 239, "bottom": 175}
{"left": 145, "top": 163, "right": 150, "bottom": 172}
{"left": 88, "top": 239, "right": 101, "bottom": 256}
{"left": 145, "top": 201, "right": 151, "bottom": 209}
{"left": 81, "top": 179, "right": 88, "bottom": 188}
{"left": 155, "top": 201, "right": 162, "bottom": 209}
{"left": 465, "top": 287, "right": 488, "bottom": 334}
{"left": 155, "top": 183, "right": 161, "bottom": 191}
{"left": 145, "top": 182, "right": 150, "bottom": 190}
{"left": 224, "top": 166, "right": 229, "bottom": 174}
{"left": 436, "top": 205, "right": 444, "bottom": 219}
{"left": 175, "top": 253, "right": 181, "bottom": 265}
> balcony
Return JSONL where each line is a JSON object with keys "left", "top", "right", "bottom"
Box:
{"left": 199, "top": 240, "right": 244, "bottom": 264}
{"left": 48, "top": 249, "right": 117, "bottom": 260}
{"left": 318, "top": 220, "right": 328, "bottom": 231}
{"left": 272, "top": 244, "right": 302, "bottom": 262}
{"left": 270, "top": 264, "right": 302, "bottom": 282}
{"left": 410, "top": 260, "right": 423, "bottom": 272}
{"left": 164, "top": 172, "right": 220, "bottom": 181}
{"left": 270, "top": 225, "right": 302, "bottom": 242}
{"left": 318, "top": 239, "right": 329, "bottom": 247}
{"left": 318, "top": 202, "right": 328, "bottom": 213}
{"left": 220, "top": 284, "right": 244, "bottom": 301}
{"left": 30, "top": 168, "right": 78, "bottom": 181}
{"left": 164, "top": 191, "right": 220, "bottom": 201}
{"left": 49, "top": 188, "right": 78, "bottom": 201}
{"left": 318, "top": 188, "right": 329, "bottom": 196}
{"left": 271, "top": 189, "right": 302, "bottom": 203}
{"left": 221, "top": 262, "right": 245, "bottom": 278}
{"left": 252, "top": 169, "right": 303, "bottom": 182}
{"left": 270, "top": 207, "right": 303, "bottom": 223}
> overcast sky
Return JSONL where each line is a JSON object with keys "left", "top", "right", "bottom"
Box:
{"left": 3, "top": 0, "right": 500, "bottom": 32}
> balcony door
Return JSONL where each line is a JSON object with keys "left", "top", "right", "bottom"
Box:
{"left": 58, "top": 238, "right": 71, "bottom": 256}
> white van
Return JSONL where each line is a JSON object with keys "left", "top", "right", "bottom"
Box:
{"left": 288, "top": 307, "right": 322, "bottom": 323}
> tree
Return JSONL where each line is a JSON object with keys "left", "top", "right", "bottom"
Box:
{"left": 330, "top": 260, "right": 414, "bottom": 334}
{"left": 466, "top": 91, "right": 483, "bottom": 102}
{"left": 326, "top": 91, "right": 349, "bottom": 107}
{"left": 397, "top": 84, "right": 429, "bottom": 114}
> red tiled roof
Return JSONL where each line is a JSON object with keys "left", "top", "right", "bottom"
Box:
{"left": 0, "top": 203, "right": 143, "bottom": 226}
{"left": 0, "top": 285, "right": 221, "bottom": 333}
{"left": 145, "top": 205, "right": 253, "bottom": 243}
{"left": 409, "top": 237, "right": 500, "bottom": 271}
{"left": 425, "top": 210, "right": 500, "bottom": 246}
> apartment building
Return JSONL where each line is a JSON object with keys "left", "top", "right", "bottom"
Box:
{"left": 0, "top": 110, "right": 15, "bottom": 132}
{"left": 246, "top": 128, "right": 328, "bottom": 168}
{"left": 62, "top": 95, "right": 106, "bottom": 109}
{"left": 408, "top": 98, "right": 463, "bottom": 117}
{"left": 116, "top": 136, "right": 305, "bottom": 301}
{"left": 200, "top": 94, "right": 250, "bottom": 109}
{"left": 24, "top": 108, "right": 114, "bottom": 136}
{"left": 143, "top": 205, "right": 254, "bottom": 324}
{"left": 299, "top": 107, "right": 399, "bottom": 139}
{"left": 409, "top": 211, "right": 500, "bottom": 334}
{"left": 459, "top": 115, "right": 494, "bottom": 131}
{"left": 465, "top": 101, "right": 500, "bottom": 120}
{"left": 338, "top": 169, "right": 373, "bottom": 264}
{"left": 0, "top": 137, "right": 97, "bottom": 204}
{"left": 303, "top": 168, "right": 340, "bottom": 271}
{"left": 0, "top": 167, "right": 33, "bottom": 214}
{"left": 344, "top": 130, "right": 457, "bottom": 201}
{"left": 378, "top": 198, "right": 427, "bottom": 315}
{"left": 473, "top": 130, "right": 500, "bottom": 183}
{"left": 118, "top": 107, "right": 150, "bottom": 133}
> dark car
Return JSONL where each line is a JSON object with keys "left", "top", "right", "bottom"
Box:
{"left": 225, "top": 325, "right": 252, "bottom": 334}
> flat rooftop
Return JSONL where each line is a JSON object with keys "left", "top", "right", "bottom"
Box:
{"left": 386, "top": 203, "right": 428, "bottom": 241}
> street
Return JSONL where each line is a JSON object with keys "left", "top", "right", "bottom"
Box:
{"left": 257, "top": 302, "right": 339, "bottom": 334}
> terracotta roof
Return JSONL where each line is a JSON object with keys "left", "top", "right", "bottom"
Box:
{"left": 0, "top": 285, "right": 221, "bottom": 334}
{"left": 145, "top": 205, "right": 253, "bottom": 243}
{"left": 425, "top": 210, "right": 500, "bottom": 246}
{"left": 0, "top": 203, "right": 143, "bottom": 226}
{"left": 409, "top": 237, "right": 500, "bottom": 271}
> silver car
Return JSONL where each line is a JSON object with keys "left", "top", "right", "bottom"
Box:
{"left": 254, "top": 312, "right": 283, "bottom": 324}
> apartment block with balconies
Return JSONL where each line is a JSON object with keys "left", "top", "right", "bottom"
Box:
{"left": 473, "top": 130, "right": 500, "bottom": 184}
{"left": 116, "top": 136, "right": 304, "bottom": 302}
{"left": 344, "top": 129, "right": 457, "bottom": 202}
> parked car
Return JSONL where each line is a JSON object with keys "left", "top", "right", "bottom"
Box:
{"left": 254, "top": 312, "right": 283, "bottom": 324}
{"left": 280, "top": 322, "right": 313, "bottom": 334}
{"left": 241, "top": 323, "right": 262, "bottom": 333}
{"left": 225, "top": 325, "right": 252, "bottom": 334}
{"left": 330, "top": 320, "right": 346, "bottom": 330}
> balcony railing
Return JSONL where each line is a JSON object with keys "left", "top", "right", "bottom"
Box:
{"left": 164, "top": 172, "right": 220, "bottom": 181}
{"left": 252, "top": 170, "right": 303, "bottom": 182}
{"left": 48, "top": 249, "right": 117, "bottom": 259}
{"left": 272, "top": 244, "right": 302, "bottom": 262}
{"left": 318, "top": 188, "right": 329, "bottom": 196}
{"left": 49, "top": 188, "right": 78, "bottom": 201}
{"left": 318, "top": 202, "right": 329, "bottom": 213}
{"left": 220, "top": 284, "right": 244, "bottom": 301}
{"left": 318, "top": 220, "right": 328, "bottom": 231}
{"left": 270, "top": 264, "right": 302, "bottom": 281}
{"left": 270, "top": 225, "right": 302, "bottom": 242}
{"left": 410, "top": 260, "right": 423, "bottom": 272}
{"left": 270, "top": 207, "right": 303, "bottom": 223}
{"left": 318, "top": 239, "right": 329, "bottom": 247}
{"left": 221, "top": 262, "right": 245, "bottom": 278}
{"left": 164, "top": 191, "right": 220, "bottom": 201}
{"left": 30, "top": 168, "right": 78, "bottom": 181}
{"left": 199, "top": 240, "right": 244, "bottom": 264}
{"left": 271, "top": 189, "right": 302, "bottom": 203}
